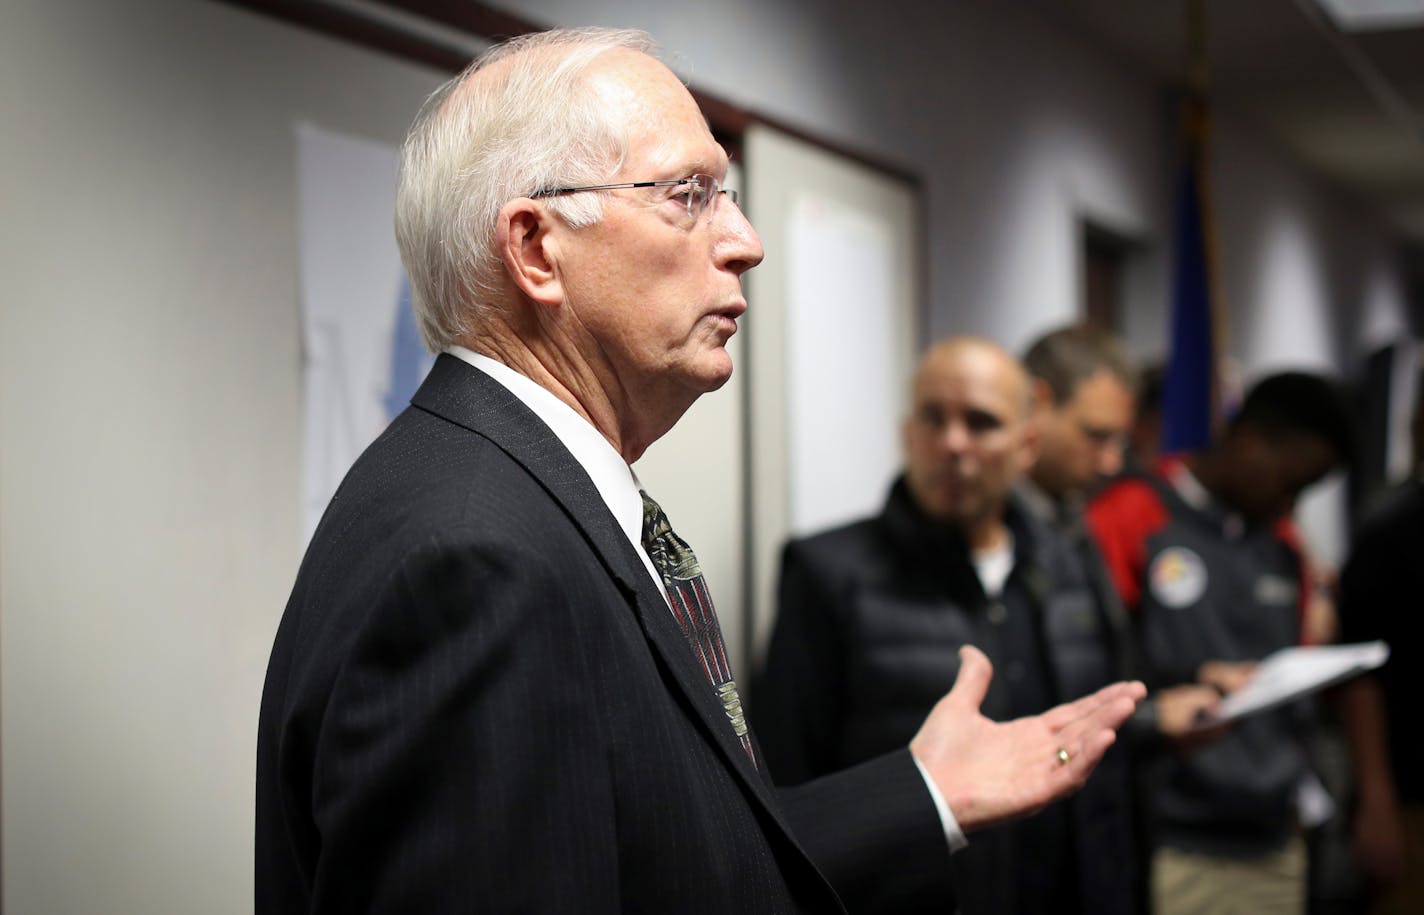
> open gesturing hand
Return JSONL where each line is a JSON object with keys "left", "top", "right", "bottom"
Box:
{"left": 909, "top": 645, "right": 1145, "bottom": 833}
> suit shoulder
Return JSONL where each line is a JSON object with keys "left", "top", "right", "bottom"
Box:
{"left": 284, "top": 411, "right": 592, "bottom": 659}
{"left": 325, "top": 408, "right": 562, "bottom": 536}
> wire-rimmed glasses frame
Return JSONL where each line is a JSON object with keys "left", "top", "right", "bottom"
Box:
{"left": 531, "top": 174, "right": 737, "bottom": 223}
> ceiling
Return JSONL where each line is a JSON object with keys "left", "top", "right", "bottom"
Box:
{"left": 1039, "top": 0, "right": 1424, "bottom": 249}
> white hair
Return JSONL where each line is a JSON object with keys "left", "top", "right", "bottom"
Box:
{"left": 395, "top": 27, "right": 660, "bottom": 352}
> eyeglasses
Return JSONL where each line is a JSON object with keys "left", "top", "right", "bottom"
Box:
{"left": 532, "top": 174, "right": 737, "bottom": 223}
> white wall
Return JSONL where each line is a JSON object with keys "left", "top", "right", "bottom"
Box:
{"left": 0, "top": 1, "right": 444, "bottom": 911}
{"left": 487, "top": 0, "right": 1176, "bottom": 355}
{"left": 1211, "top": 120, "right": 1412, "bottom": 563}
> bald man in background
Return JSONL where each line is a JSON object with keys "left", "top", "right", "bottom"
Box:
{"left": 757, "top": 337, "right": 1139, "bottom": 914}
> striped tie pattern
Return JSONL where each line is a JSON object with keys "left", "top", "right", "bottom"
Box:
{"left": 639, "top": 491, "right": 755, "bottom": 766}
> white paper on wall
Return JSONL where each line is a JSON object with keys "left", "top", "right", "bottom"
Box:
{"left": 296, "top": 122, "right": 432, "bottom": 542}
{"left": 785, "top": 192, "right": 904, "bottom": 536}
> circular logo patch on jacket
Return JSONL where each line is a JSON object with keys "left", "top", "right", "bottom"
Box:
{"left": 1149, "top": 546, "right": 1208, "bottom": 609}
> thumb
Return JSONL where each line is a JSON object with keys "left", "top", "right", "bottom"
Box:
{"left": 947, "top": 644, "right": 993, "bottom": 712}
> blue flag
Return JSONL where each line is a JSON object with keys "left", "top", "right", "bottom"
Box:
{"left": 1161, "top": 162, "right": 1215, "bottom": 452}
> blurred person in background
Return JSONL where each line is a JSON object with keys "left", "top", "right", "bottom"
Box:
{"left": 757, "top": 336, "right": 1140, "bottom": 915}
{"left": 1336, "top": 366, "right": 1424, "bottom": 915}
{"left": 1088, "top": 371, "right": 1353, "bottom": 915}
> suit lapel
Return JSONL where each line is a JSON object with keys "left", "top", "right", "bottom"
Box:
{"left": 409, "top": 355, "right": 780, "bottom": 804}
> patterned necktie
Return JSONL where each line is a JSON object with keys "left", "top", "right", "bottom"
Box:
{"left": 639, "top": 490, "right": 755, "bottom": 766}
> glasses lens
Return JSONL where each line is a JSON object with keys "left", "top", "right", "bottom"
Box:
{"left": 676, "top": 175, "right": 735, "bottom": 222}
{"left": 684, "top": 175, "right": 712, "bottom": 221}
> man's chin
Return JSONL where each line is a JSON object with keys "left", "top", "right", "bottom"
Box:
{"left": 691, "top": 351, "right": 735, "bottom": 392}
{"left": 920, "top": 499, "right": 976, "bottom": 526}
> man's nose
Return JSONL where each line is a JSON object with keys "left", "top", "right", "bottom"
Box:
{"left": 1097, "top": 441, "right": 1125, "bottom": 478}
{"left": 940, "top": 420, "right": 971, "bottom": 454}
{"left": 715, "top": 197, "right": 764, "bottom": 275}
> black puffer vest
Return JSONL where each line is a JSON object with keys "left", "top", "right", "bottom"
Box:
{"left": 794, "top": 478, "right": 1137, "bottom": 915}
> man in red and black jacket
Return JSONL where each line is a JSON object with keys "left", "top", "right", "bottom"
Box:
{"left": 1087, "top": 371, "right": 1352, "bottom": 915}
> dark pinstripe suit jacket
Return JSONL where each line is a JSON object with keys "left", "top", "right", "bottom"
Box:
{"left": 255, "top": 355, "right": 949, "bottom": 913}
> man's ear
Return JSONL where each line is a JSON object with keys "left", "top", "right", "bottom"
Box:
{"left": 1030, "top": 377, "right": 1055, "bottom": 415}
{"left": 1018, "top": 379, "right": 1049, "bottom": 471}
{"left": 496, "top": 198, "right": 564, "bottom": 307}
{"left": 1018, "top": 413, "right": 1043, "bottom": 474}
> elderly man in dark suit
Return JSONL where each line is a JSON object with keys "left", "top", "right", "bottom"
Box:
{"left": 255, "top": 27, "right": 1143, "bottom": 914}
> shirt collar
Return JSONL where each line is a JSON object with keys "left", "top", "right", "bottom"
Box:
{"left": 445, "top": 345, "right": 650, "bottom": 568}
{"left": 1014, "top": 478, "right": 1081, "bottom": 533}
{"left": 1162, "top": 455, "right": 1246, "bottom": 539}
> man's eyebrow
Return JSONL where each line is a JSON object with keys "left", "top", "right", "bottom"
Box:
{"left": 965, "top": 407, "right": 1006, "bottom": 427}
{"left": 695, "top": 146, "right": 732, "bottom": 177}
{"left": 648, "top": 151, "right": 725, "bottom": 180}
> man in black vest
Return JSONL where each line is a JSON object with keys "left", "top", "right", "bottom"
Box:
{"left": 1088, "top": 371, "right": 1352, "bottom": 915}
{"left": 757, "top": 336, "right": 1140, "bottom": 914}
{"left": 1021, "top": 325, "right": 1221, "bottom": 731}
{"left": 1018, "top": 325, "right": 1226, "bottom": 912}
